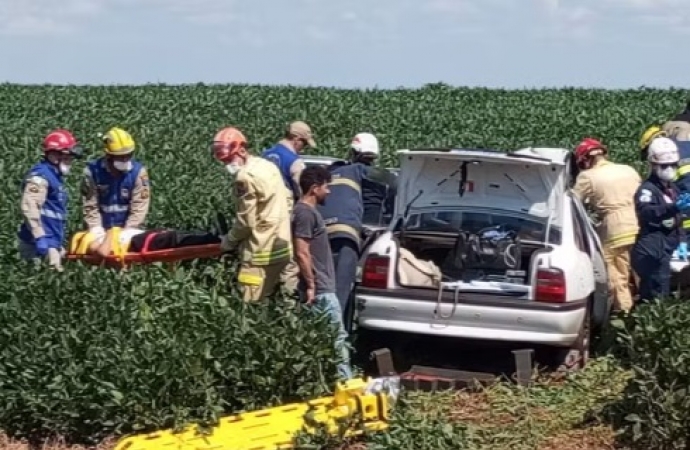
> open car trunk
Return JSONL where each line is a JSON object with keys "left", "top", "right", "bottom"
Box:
{"left": 395, "top": 230, "right": 552, "bottom": 291}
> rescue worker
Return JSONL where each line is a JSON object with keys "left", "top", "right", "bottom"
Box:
{"left": 212, "top": 126, "right": 293, "bottom": 302}
{"left": 631, "top": 137, "right": 690, "bottom": 304}
{"left": 639, "top": 125, "right": 667, "bottom": 162}
{"left": 261, "top": 120, "right": 317, "bottom": 293}
{"left": 317, "top": 132, "right": 398, "bottom": 314}
{"left": 262, "top": 120, "right": 316, "bottom": 206}
{"left": 662, "top": 99, "right": 690, "bottom": 141}
{"left": 17, "top": 129, "right": 83, "bottom": 271}
{"left": 571, "top": 138, "right": 641, "bottom": 312}
{"left": 81, "top": 127, "right": 151, "bottom": 240}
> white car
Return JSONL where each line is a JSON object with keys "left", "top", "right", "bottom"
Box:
{"left": 353, "top": 147, "right": 611, "bottom": 371}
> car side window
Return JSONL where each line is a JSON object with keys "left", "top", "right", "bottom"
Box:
{"left": 571, "top": 199, "right": 591, "bottom": 256}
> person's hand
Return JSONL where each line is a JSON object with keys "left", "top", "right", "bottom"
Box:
{"left": 220, "top": 235, "right": 236, "bottom": 253}
{"left": 305, "top": 287, "right": 316, "bottom": 305}
{"left": 678, "top": 242, "right": 689, "bottom": 261}
{"left": 35, "top": 237, "right": 49, "bottom": 257}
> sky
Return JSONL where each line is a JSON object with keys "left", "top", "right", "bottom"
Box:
{"left": 0, "top": 0, "right": 688, "bottom": 89}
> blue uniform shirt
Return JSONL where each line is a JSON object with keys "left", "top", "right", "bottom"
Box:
{"left": 17, "top": 161, "right": 69, "bottom": 249}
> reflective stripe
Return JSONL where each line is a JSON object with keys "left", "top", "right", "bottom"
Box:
{"left": 251, "top": 246, "right": 292, "bottom": 265}
{"left": 101, "top": 204, "right": 130, "bottom": 213}
{"left": 683, "top": 219, "right": 690, "bottom": 229}
{"left": 40, "top": 209, "right": 66, "bottom": 220}
{"left": 238, "top": 272, "right": 263, "bottom": 286}
{"left": 330, "top": 177, "right": 361, "bottom": 193}
{"left": 326, "top": 223, "right": 361, "bottom": 244}
{"left": 605, "top": 231, "right": 637, "bottom": 247}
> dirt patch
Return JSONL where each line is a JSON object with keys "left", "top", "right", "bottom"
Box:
{"left": 0, "top": 434, "right": 115, "bottom": 450}
{"left": 538, "top": 426, "right": 619, "bottom": 450}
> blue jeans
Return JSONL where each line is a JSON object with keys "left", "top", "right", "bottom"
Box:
{"left": 302, "top": 291, "right": 353, "bottom": 380}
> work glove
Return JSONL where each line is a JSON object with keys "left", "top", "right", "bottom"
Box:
{"left": 220, "top": 234, "right": 237, "bottom": 253}
{"left": 678, "top": 242, "right": 689, "bottom": 261}
{"left": 35, "top": 237, "right": 49, "bottom": 257}
{"left": 676, "top": 193, "right": 690, "bottom": 211}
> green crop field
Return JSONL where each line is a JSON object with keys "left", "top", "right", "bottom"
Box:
{"left": 1, "top": 83, "right": 689, "bottom": 450}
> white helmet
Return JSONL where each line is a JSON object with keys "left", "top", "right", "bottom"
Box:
{"left": 648, "top": 137, "right": 680, "bottom": 164}
{"left": 351, "top": 132, "right": 379, "bottom": 156}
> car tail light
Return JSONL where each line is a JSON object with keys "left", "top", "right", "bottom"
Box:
{"left": 362, "top": 256, "right": 390, "bottom": 289}
{"left": 534, "top": 268, "right": 566, "bottom": 303}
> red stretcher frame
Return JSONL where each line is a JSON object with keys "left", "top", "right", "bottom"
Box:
{"left": 66, "top": 231, "right": 224, "bottom": 269}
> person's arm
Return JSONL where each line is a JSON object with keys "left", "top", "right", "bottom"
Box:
{"left": 289, "top": 159, "right": 306, "bottom": 198}
{"left": 20, "top": 175, "right": 48, "bottom": 240}
{"left": 90, "top": 230, "right": 115, "bottom": 258}
{"left": 124, "top": 166, "right": 151, "bottom": 229}
{"left": 571, "top": 173, "right": 591, "bottom": 203}
{"left": 226, "top": 174, "right": 257, "bottom": 246}
{"left": 636, "top": 187, "right": 680, "bottom": 224}
{"left": 81, "top": 166, "right": 104, "bottom": 235}
{"left": 292, "top": 206, "right": 316, "bottom": 303}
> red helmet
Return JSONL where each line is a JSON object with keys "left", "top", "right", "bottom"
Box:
{"left": 574, "top": 138, "right": 607, "bottom": 164}
{"left": 211, "top": 127, "right": 247, "bottom": 163}
{"left": 42, "top": 129, "right": 83, "bottom": 157}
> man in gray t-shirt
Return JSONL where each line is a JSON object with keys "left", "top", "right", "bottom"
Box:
{"left": 292, "top": 165, "right": 353, "bottom": 380}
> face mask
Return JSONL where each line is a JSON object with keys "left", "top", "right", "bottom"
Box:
{"left": 225, "top": 163, "right": 241, "bottom": 176}
{"left": 655, "top": 166, "right": 676, "bottom": 181}
{"left": 113, "top": 160, "right": 133, "bottom": 172}
{"left": 59, "top": 163, "right": 71, "bottom": 175}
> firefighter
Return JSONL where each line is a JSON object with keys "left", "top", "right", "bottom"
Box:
{"left": 81, "top": 127, "right": 151, "bottom": 241}
{"left": 571, "top": 138, "right": 641, "bottom": 312}
{"left": 631, "top": 137, "right": 690, "bottom": 304}
{"left": 17, "top": 129, "right": 83, "bottom": 270}
{"left": 262, "top": 120, "right": 316, "bottom": 293}
{"left": 317, "top": 132, "right": 398, "bottom": 314}
{"left": 662, "top": 99, "right": 690, "bottom": 141}
{"left": 212, "top": 126, "right": 293, "bottom": 302}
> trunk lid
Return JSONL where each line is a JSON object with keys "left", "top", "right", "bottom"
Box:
{"left": 394, "top": 147, "right": 571, "bottom": 227}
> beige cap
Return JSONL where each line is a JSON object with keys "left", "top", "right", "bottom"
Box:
{"left": 287, "top": 121, "right": 316, "bottom": 148}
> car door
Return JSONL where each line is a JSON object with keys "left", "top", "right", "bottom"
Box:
{"left": 571, "top": 195, "right": 611, "bottom": 328}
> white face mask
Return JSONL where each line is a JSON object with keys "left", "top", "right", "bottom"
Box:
{"left": 113, "top": 160, "right": 133, "bottom": 172}
{"left": 656, "top": 166, "right": 676, "bottom": 182}
{"left": 225, "top": 163, "right": 241, "bottom": 176}
{"left": 59, "top": 163, "right": 71, "bottom": 175}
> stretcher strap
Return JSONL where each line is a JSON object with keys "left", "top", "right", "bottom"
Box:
{"left": 140, "top": 231, "right": 160, "bottom": 257}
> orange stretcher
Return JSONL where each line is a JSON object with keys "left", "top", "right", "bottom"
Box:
{"left": 66, "top": 230, "right": 224, "bottom": 269}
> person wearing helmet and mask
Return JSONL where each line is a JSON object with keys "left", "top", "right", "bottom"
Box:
{"left": 316, "top": 132, "right": 398, "bottom": 315}
{"left": 262, "top": 120, "right": 316, "bottom": 294}
{"left": 571, "top": 138, "right": 641, "bottom": 312}
{"left": 662, "top": 99, "right": 690, "bottom": 142}
{"left": 81, "top": 127, "right": 151, "bottom": 242}
{"left": 631, "top": 137, "right": 690, "bottom": 304}
{"left": 212, "top": 126, "right": 293, "bottom": 302}
{"left": 17, "top": 129, "right": 83, "bottom": 271}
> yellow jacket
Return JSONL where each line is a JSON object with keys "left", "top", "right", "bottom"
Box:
{"left": 227, "top": 156, "right": 293, "bottom": 266}
{"left": 572, "top": 159, "right": 641, "bottom": 248}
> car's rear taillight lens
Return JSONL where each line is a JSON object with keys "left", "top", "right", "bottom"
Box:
{"left": 362, "top": 256, "right": 390, "bottom": 288}
{"left": 534, "top": 268, "right": 566, "bottom": 303}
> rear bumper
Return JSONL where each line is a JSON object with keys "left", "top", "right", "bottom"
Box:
{"left": 355, "top": 287, "right": 588, "bottom": 347}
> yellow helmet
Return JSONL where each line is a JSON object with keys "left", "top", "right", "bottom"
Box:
{"left": 102, "top": 127, "right": 135, "bottom": 156}
{"left": 639, "top": 125, "right": 666, "bottom": 151}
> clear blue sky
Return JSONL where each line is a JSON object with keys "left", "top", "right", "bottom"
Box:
{"left": 1, "top": 0, "right": 688, "bottom": 89}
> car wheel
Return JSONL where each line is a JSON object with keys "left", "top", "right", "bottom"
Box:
{"left": 554, "top": 302, "right": 591, "bottom": 373}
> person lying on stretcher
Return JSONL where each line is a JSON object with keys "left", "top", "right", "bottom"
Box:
{"left": 69, "top": 226, "right": 223, "bottom": 258}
